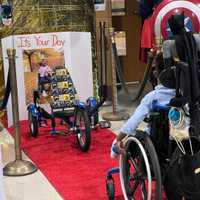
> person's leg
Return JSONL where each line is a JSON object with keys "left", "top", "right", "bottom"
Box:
{"left": 38, "top": 107, "right": 55, "bottom": 129}
{"left": 39, "top": 77, "right": 45, "bottom": 92}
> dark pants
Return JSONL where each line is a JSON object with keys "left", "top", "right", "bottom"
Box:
{"left": 38, "top": 107, "right": 55, "bottom": 128}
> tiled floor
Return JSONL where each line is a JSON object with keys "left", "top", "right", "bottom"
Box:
{"left": 1, "top": 127, "right": 63, "bottom": 200}
{"left": 0, "top": 85, "right": 147, "bottom": 200}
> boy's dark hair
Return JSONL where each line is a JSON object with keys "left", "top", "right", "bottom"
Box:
{"left": 155, "top": 52, "right": 176, "bottom": 89}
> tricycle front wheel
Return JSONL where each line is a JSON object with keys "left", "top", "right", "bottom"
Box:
{"left": 75, "top": 109, "right": 91, "bottom": 152}
{"left": 28, "top": 111, "right": 38, "bottom": 137}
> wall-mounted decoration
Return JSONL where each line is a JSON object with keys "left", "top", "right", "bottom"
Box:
{"left": 111, "top": 0, "right": 125, "bottom": 16}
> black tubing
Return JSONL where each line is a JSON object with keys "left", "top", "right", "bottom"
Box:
{"left": 132, "top": 52, "right": 154, "bottom": 102}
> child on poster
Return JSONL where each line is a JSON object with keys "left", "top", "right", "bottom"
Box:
{"left": 38, "top": 60, "right": 53, "bottom": 96}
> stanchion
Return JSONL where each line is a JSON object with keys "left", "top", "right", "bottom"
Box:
{"left": 102, "top": 28, "right": 129, "bottom": 121}
{"left": 3, "top": 49, "right": 37, "bottom": 176}
{"left": 99, "top": 21, "right": 112, "bottom": 106}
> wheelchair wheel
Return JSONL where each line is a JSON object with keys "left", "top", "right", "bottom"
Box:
{"left": 120, "top": 132, "right": 162, "bottom": 200}
{"left": 28, "top": 111, "right": 38, "bottom": 137}
{"left": 75, "top": 109, "right": 91, "bottom": 152}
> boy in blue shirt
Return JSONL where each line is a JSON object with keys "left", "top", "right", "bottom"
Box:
{"left": 111, "top": 53, "right": 176, "bottom": 157}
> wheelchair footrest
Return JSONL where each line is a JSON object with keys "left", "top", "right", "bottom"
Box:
{"left": 106, "top": 168, "right": 118, "bottom": 200}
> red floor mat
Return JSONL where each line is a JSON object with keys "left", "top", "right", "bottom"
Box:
{"left": 8, "top": 121, "right": 123, "bottom": 200}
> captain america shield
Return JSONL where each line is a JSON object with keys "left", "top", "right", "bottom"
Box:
{"left": 152, "top": 0, "right": 200, "bottom": 39}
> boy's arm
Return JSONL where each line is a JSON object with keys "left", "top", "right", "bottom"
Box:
{"left": 120, "top": 93, "right": 152, "bottom": 135}
{"left": 116, "top": 132, "right": 127, "bottom": 142}
{"left": 115, "top": 92, "right": 154, "bottom": 153}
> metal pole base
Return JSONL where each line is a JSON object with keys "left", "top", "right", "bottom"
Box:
{"left": 3, "top": 160, "right": 37, "bottom": 177}
{"left": 102, "top": 100, "right": 112, "bottom": 106}
{"left": 102, "top": 111, "right": 129, "bottom": 121}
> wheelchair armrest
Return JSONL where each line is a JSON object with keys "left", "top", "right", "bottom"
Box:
{"left": 144, "top": 111, "right": 161, "bottom": 123}
{"left": 152, "top": 103, "right": 169, "bottom": 111}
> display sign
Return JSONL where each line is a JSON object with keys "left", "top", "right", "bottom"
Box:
{"left": 111, "top": 0, "right": 125, "bottom": 16}
{"left": 2, "top": 32, "right": 93, "bottom": 127}
{"left": 94, "top": 0, "right": 106, "bottom": 11}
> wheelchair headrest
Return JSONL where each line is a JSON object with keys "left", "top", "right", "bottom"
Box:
{"left": 168, "top": 12, "right": 185, "bottom": 35}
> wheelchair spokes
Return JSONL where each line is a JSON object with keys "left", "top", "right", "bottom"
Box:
{"left": 131, "top": 155, "right": 150, "bottom": 199}
{"left": 128, "top": 154, "right": 147, "bottom": 197}
{"left": 120, "top": 136, "right": 152, "bottom": 200}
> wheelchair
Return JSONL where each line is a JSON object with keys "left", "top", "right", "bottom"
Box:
{"left": 119, "top": 102, "right": 172, "bottom": 200}
{"left": 106, "top": 102, "right": 171, "bottom": 200}
{"left": 27, "top": 66, "right": 91, "bottom": 152}
{"left": 106, "top": 79, "right": 200, "bottom": 200}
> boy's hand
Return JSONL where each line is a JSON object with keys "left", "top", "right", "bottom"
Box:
{"left": 116, "top": 140, "right": 125, "bottom": 155}
{"left": 111, "top": 139, "right": 125, "bottom": 159}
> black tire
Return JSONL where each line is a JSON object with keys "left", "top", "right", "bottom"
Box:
{"left": 28, "top": 111, "right": 38, "bottom": 137}
{"left": 75, "top": 109, "right": 91, "bottom": 152}
{"left": 120, "top": 131, "right": 162, "bottom": 200}
{"left": 106, "top": 181, "right": 115, "bottom": 200}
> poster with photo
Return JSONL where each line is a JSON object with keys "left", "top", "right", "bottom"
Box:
{"left": 23, "top": 48, "right": 65, "bottom": 105}
{"left": 2, "top": 32, "right": 93, "bottom": 127}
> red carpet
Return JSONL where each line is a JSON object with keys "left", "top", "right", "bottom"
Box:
{"left": 8, "top": 121, "right": 123, "bottom": 200}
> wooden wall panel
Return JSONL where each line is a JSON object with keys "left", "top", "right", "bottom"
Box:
{"left": 112, "top": 0, "right": 146, "bottom": 82}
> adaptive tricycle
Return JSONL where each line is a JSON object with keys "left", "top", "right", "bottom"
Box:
{"left": 27, "top": 65, "right": 110, "bottom": 152}
{"left": 27, "top": 65, "right": 93, "bottom": 152}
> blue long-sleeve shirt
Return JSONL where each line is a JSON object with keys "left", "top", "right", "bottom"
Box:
{"left": 120, "top": 84, "right": 175, "bottom": 135}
